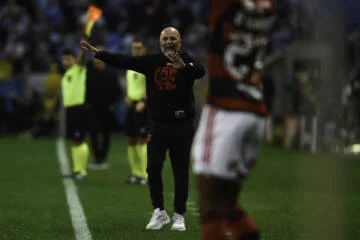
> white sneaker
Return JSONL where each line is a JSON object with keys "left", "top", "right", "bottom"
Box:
{"left": 146, "top": 208, "right": 170, "bottom": 230}
{"left": 171, "top": 213, "right": 186, "bottom": 231}
{"left": 137, "top": 177, "right": 148, "bottom": 185}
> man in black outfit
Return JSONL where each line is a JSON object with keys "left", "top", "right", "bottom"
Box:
{"left": 86, "top": 53, "right": 121, "bottom": 169}
{"left": 80, "top": 27, "right": 205, "bottom": 231}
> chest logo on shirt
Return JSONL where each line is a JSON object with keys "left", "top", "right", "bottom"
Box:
{"left": 67, "top": 76, "right": 72, "bottom": 82}
{"left": 153, "top": 66, "right": 177, "bottom": 90}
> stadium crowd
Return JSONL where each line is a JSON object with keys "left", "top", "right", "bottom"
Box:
{"left": 0, "top": 0, "right": 299, "bottom": 138}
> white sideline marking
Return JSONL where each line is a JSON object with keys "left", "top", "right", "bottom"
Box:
{"left": 56, "top": 139, "right": 92, "bottom": 240}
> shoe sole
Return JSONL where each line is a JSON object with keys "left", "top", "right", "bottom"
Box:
{"left": 146, "top": 218, "right": 171, "bottom": 230}
{"left": 170, "top": 225, "right": 186, "bottom": 231}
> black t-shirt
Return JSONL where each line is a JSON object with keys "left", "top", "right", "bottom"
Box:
{"left": 86, "top": 62, "right": 121, "bottom": 107}
{"left": 95, "top": 50, "right": 205, "bottom": 122}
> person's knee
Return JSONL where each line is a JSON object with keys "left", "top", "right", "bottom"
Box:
{"left": 226, "top": 206, "right": 246, "bottom": 224}
{"left": 199, "top": 208, "right": 226, "bottom": 224}
{"left": 197, "top": 176, "right": 240, "bottom": 218}
{"left": 199, "top": 198, "right": 230, "bottom": 219}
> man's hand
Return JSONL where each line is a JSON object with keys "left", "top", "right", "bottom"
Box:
{"left": 80, "top": 40, "right": 99, "bottom": 56}
{"left": 135, "top": 101, "right": 145, "bottom": 112}
{"left": 165, "top": 50, "right": 185, "bottom": 69}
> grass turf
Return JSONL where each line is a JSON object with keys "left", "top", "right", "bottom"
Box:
{"left": 0, "top": 135, "right": 360, "bottom": 239}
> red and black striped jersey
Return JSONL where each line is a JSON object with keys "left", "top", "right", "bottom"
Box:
{"left": 207, "top": 0, "right": 275, "bottom": 115}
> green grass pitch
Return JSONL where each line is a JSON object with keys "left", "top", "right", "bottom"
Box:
{"left": 1, "top": 135, "right": 360, "bottom": 240}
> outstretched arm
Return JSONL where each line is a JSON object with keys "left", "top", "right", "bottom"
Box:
{"left": 77, "top": 37, "right": 90, "bottom": 65}
{"left": 77, "top": 48, "right": 87, "bottom": 66}
{"left": 80, "top": 40, "right": 148, "bottom": 73}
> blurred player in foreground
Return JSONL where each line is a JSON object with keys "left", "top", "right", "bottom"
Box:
{"left": 192, "top": 0, "right": 276, "bottom": 239}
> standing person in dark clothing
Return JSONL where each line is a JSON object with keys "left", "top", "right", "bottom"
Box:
{"left": 262, "top": 74, "right": 276, "bottom": 142}
{"left": 86, "top": 51, "right": 121, "bottom": 170}
{"left": 80, "top": 27, "right": 205, "bottom": 231}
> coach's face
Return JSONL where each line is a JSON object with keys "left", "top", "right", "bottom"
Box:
{"left": 159, "top": 27, "right": 182, "bottom": 55}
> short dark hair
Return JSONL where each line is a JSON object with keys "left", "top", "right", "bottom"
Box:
{"left": 61, "top": 48, "right": 75, "bottom": 56}
{"left": 132, "top": 38, "right": 145, "bottom": 46}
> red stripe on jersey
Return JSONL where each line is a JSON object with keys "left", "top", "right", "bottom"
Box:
{"left": 203, "top": 107, "right": 216, "bottom": 163}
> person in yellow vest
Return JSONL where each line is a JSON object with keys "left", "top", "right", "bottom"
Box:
{"left": 125, "top": 40, "right": 148, "bottom": 185}
{"left": 61, "top": 48, "right": 89, "bottom": 180}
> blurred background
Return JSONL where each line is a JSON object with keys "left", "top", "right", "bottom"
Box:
{"left": 0, "top": 0, "right": 360, "bottom": 154}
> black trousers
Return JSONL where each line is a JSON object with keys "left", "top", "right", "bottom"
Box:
{"left": 88, "top": 105, "right": 113, "bottom": 163}
{"left": 147, "top": 119, "right": 194, "bottom": 215}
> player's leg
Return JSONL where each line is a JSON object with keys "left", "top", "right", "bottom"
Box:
{"left": 225, "top": 116, "right": 266, "bottom": 240}
{"left": 192, "top": 106, "right": 263, "bottom": 239}
{"left": 197, "top": 175, "right": 239, "bottom": 240}
{"left": 193, "top": 107, "right": 229, "bottom": 238}
{"left": 197, "top": 175, "right": 260, "bottom": 240}
{"left": 97, "top": 107, "right": 112, "bottom": 165}
{"left": 125, "top": 106, "right": 141, "bottom": 182}
{"left": 135, "top": 109, "right": 148, "bottom": 182}
{"left": 98, "top": 127, "right": 110, "bottom": 164}
{"left": 88, "top": 106, "right": 102, "bottom": 165}
{"left": 66, "top": 106, "right": 89, "bottom": 179}
{"left": 145, "top": 124, "right": 170, "bottom": 230}
{"left": 146, "top": 125, "right": 168, "bottom": 211}
{"left": 136, "top": 137, "right": 148, "bottom": 183}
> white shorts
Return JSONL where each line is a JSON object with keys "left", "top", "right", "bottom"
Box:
{"left": 192, "top": 104, "right": 265, "bottom": 180}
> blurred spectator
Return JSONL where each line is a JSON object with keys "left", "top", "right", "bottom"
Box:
{"left": 9, "top": 88, "right": 42, "bottom": 136}
{"left": 43, "top": 0, "right": 64, "bottom": 26}
{"left": 86, "top": 55, "right": 121, "bottom": 167}
{"left": 0, "top": 56, "right": 13, "bottom": 81}
{"left": 342, "top": 69, "right": 360, "bottom": 142}
{"left": 0, "top": 0, "right": 341, "bottom": 141}
{"left": 170, "top": 3, "right": 194, "bottom": 34}
{"left": 284, "top": 70, "right": 316, "bottom": 148}
{"left": 263, "top": 74, "right": 276, "bottom": 143}
{"left": 31, "top": 63, "right": 62, "bottom": 137}
{"left": 183, "top": 17, "right": 207, "bottom": 59}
